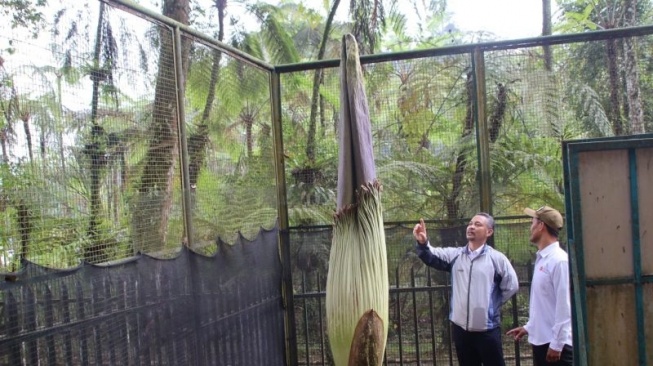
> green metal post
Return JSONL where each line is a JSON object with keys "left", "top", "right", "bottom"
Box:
{"left": 566, "top": 145, "right": 590, "bottom": 366}
{"left": 270, "top": 71, "right": 297, "bottom": 366}
{"left": 562, "top": 141, "right": 582, "bottom": 366}
{"left": 174, "top": 26, "right": 201, "bottom": 365}
{"left": 472, "top": 49, "right": 492, "bottom": 215}
{"left": 174, "top": 26, "right": 193, "bottom": 248}
{"left": 628, "top": 148, "right": 647, "bottom": 366}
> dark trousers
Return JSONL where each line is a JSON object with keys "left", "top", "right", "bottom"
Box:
{"left": 532, "top": 344, "right": 573, "bottom": 366}
{"left": 451, "top": 323, "right": 505, "bottom": 366}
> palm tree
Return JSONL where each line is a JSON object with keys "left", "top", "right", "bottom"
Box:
{"left": 187, "top": 0, "right": 227, "bottom": 196}
{"left": 349, "top": 0, "right": 387, "bottom": 55}
{"left": 245, "top": 2, "right": 301, "bottom": 64}
{"left": 0, "top": 61, "right": 19, "bottom": 163}
{"left": 557, "top": 0, "right": 650, "bottom": 135}
{"left": 27, "top": 63, "right": 80, "bottom": 177}
{"left": 132, "top": 0, "right": 191, "bottom": 252}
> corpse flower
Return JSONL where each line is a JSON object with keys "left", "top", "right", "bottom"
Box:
{"left": 325, "top": 34, "right": 389, "bottom": 366}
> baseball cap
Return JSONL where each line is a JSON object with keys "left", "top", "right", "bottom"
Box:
{"left": 524, "top": 206, "right": 563, "bottom": 230}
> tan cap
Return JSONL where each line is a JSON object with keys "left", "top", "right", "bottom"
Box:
{"left": 524, "top": 206, "right": 563, "bottom": 230}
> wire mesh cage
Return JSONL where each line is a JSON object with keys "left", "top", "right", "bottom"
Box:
{"left": 2, "top": 0, "right": 653, "bottom": 365}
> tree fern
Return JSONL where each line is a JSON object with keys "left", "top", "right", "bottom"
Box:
{"left": 570, "top": 82, "right": 613, "bottom": 137}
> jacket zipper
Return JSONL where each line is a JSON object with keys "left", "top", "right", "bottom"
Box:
{"left": 466, "top": 257, "right": 475, "bottom": 330}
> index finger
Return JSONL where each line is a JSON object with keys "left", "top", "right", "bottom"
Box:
{"left": 420, "top": 218, "right": 425, "bottom": 229}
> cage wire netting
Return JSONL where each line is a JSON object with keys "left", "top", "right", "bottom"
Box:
{"left": 0, "top": 0, "right": 277, "bottom": 271}
{"left": 283, "top": 35, "right": 650, "bottom": 365}
{"left": 181, "top": 34, "right": 278, "bottom": 252}
{"left": 279, "top": 53, "right": 536, "bottom": 364}
{"left": 2, "top": 0, "right": 653, "bottom": 365}
{"left": 1, "top": 2, "right": 283, "bottom": 365}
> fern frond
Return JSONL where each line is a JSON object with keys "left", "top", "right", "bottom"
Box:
{"left": 570, "top": 83, "right": 613, "bottom": 137}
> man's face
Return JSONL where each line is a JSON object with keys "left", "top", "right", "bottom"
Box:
{"left": 529, "top": 217, "right": 543, "bottom": 243}
{"left": 466, "top": 215, "right": 493, "bottom": 242}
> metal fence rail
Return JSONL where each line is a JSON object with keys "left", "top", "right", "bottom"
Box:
{"left": 289, "top": 219, "right": 546, "bottom": 365}
{"left": 293, "top": 268, "right": 534, "bottom": 366}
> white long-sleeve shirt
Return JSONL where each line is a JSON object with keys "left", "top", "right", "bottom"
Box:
{"left": 524, "top": 242, "right": 573, "bottom": 351}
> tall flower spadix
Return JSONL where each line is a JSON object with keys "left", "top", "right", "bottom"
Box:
{"left": 325, "top": 34, "right": 389, "bottom": 366}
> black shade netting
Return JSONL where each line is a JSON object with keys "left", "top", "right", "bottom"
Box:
{"left": 0, "top": 226, "right": 285, "bottom": 366}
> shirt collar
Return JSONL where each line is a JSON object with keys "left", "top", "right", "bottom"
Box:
{"left": 536, "top": 241, "right": 560, "bottom": 258}
{"left": 465, "top": 243, "right": 486, "bottom": 254}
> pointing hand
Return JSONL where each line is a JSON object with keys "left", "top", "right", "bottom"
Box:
{"left": 506, "top": 326, "right": 527, "bottom": 341}
{"left": 413, "top": 218, "right": 428, "bottom": 245}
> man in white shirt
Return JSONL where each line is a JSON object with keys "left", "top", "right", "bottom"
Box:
{"left": 506, "top": 206, "right": 573, "bottom": 365}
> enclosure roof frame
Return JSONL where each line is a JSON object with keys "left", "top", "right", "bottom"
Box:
{"left": 274, "top": 24, "right": 653, "bottom": 73}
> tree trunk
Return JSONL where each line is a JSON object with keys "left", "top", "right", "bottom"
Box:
{"left": 1, "top": 80, "right": 18, "bottom": 164}
{"left": 0, "top": 130, "right": 7, "bottom": 162}
{"left": 56, "top": 74, "right": 66, "bottom": 177}
{"left": 16, "top": 200, "right": 32, "bottom": 263}
{"left": 20, "top": 114, "right": 33, "bottom": 164}
{"left": 244, "top": 112, "right": 254, "bottom": 157}
{"left": 605, "top": 38, "right": 624, "bottom": 135}
{"left": 188, "top": 0, "right": 226, "bottom": 200}
{"left": 489, "top": 83, "right": 507, "bottom": 143}
{"left": 622, "top": 0, "right": 644, "bottom": 134}
{"left": 446, "top": 71, "right": 474, "bottom": 220}
{"left": 542, "top": 0, "right": 553, "bottom": 71}
{"left": 84, "top": 2, "right": 108, "bottom": 263}
{"left": 320, "top": 72, "right": 326, "bottom": 137}
{"left": 132, "top": 0, "right": 190, "bottom": 252}
{"left": 306, "top": 0, "right": 341, "bottom": 163}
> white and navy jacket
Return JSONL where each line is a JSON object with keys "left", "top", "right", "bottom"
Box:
{"left": 416, "top": 242, "right": 519, "bottom": 332}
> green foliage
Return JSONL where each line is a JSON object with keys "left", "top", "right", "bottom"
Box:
{"left": 568, "top": 83, "right": 613, "bottom": 137}
{"left": 3, "top": 0, "right": 653, "bottom": 269}
{"left": 0, "top": 0, "right": 47, "bottom": 41}
{"left": 192, "top": 154, "right": 278, "bottom": 244}
{"left": 555, "top": 2, "right": 598, "bottom": 33}
{"left": 245, "top": 2, "right": 301, "bottom": 64}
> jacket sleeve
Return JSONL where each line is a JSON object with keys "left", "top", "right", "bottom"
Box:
{"left": 497, "top": 254, "right": 519, "bottom": 304}
{"left": 415, "top": 242, "right": 458, "bottom": 272}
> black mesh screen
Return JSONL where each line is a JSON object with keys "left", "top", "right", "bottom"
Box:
{"left": 0, "top": 226, "right": 285, "bottom": 366}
